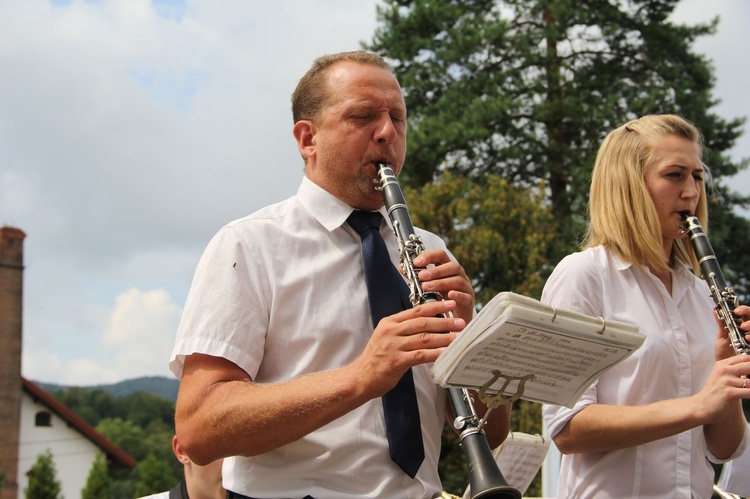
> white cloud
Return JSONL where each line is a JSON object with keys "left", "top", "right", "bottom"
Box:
{"left": 102, "top": 287, "right": 181, "bottom": 378}
{"left": 23, "top": 287, "right": 181, "bottom": 385}
{"left": 5, "top": 0, "right": 749, "bottom": 385}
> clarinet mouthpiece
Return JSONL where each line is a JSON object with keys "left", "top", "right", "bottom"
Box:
{"left": 678, "top": 211, "right": 692, "bottom": 235}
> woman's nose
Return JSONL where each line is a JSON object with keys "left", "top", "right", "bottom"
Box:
{"left": 683, "top": 179, "right": 700, "bottom": 199}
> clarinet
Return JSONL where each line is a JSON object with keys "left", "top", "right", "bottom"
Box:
{"left": 376, "top": 162, "right": 521, "bottom": 499}
{"left": 682, "top": 213, "right": 750, "bottom": 355}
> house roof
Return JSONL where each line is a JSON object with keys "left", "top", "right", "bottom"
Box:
{"left": 22, "top": 377, "right": 137, "bottom": 469}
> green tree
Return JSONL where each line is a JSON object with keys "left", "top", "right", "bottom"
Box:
{"left": 405, "top": 171, "right": 555, "bottom": 301}
{"left": 52, "top": 387, "right": 176, "bottom": 429}
{"left": 96, "top": 417, "right": 147, "bottom": 461}
{"left": 133, "top": 454, "right": 176, "bottom": 498}
{"left": 114, "top": 391, "right": 175, "bottom": 428}
{"left": 366, "top": 0, "right": 749, "bottom": 287}
{"left": 81, "top": 453, "right": 112, "bottom": 499}
{"left": 48, "top": 385, "right": 178, "bottom": 499}
{"left": 142, "top": 419, "right": 182, "bottom": 479}
{"left": 52, "top": 387, "right": 117, "bottom": 426}
{"left": 24, "top": 450, "right": 62, "bottom": 499}
{"left": 404, "top": 172, "right": 552, "bottom": 496}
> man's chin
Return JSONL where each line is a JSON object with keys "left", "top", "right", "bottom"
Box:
{"left": 353, "top": 190, "right": 385, "bottom": 212}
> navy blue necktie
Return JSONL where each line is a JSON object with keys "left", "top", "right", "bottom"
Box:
{"left": 347, "top": 210, "right": 425, "bottom": 478}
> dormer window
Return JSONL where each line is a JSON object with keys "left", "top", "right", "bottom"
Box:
{"left": 35, "top": 411, "right": 52, "bottom": 427}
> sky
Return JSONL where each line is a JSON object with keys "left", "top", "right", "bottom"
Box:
{"left": 2, "top": 0, "right": 748, "bottom": 386}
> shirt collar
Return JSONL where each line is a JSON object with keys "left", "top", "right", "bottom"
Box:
{"left": 610, "top": 250, "right": 691, "bottom": 277}
{"left": 297, "top": 176, "right": 390, "bottom": 232}
{"left": 610, "top": 251, "right": 633, "bottom": 271}
{"left": 610, "top": 248, "right": 695, "bottom": 301}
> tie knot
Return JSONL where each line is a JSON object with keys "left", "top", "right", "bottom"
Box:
{"left": 347, "top": 210, "right": 382, "bottom": 236}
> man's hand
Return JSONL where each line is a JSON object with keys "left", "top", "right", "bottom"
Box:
{"left": 412, "top": 249, "right": 476, "bottom": 324}
{"left": 355, "top": 299, "right": 465, "bottom": 397}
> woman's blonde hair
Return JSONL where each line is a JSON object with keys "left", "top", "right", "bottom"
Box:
{"left": 585, "top": 114, "right": 708, "bottom": 274}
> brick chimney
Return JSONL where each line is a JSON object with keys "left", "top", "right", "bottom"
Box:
{"left": 0, "top": 226, "right": 25, "bottom": 499}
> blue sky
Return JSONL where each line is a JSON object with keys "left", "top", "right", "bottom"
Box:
{"left": 1, "top": 0, "right": 748, "bottom": 385}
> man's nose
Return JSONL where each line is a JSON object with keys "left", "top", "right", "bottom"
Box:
{"left": 374, "top": 117, "right": 397, "bottom": 144}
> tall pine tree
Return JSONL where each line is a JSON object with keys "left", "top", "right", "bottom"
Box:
{"left": 365, "top": 0, "right": 749, "bottom": 292}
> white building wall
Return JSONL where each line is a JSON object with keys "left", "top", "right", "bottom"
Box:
{"left": 17, "top": 393, "right": 99, "bottom": 499}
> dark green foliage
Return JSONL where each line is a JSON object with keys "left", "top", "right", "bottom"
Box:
{"left": 96, "top": 417, "right": 180, "bottom": 482}
{"left": 109, "top": 466, "right": 138, "bottom": 499}
{"left": 81, "top": 453, "right": 113, "bottom": 499}
{"left": 141, "top": 419, "right": 181, "bottom": 475}
{"left": 366, "top": 0, "right": 749, "bottom": 283}
{"left": 51, "top": 385, "right": 176, "bottom": 428}
{"left": 96, "top": 418, "right": 147, "bottom": 459}
{"left": 48, "top": 386, "right": 179, "bottom": 499}
{"left": 122, "top": 392, "right": 177, "bottom": 428}
{"left": 24, "top": 450, "right": 62, "bottom": 499}
{"left": 703, "top": 190, "right": 750, "bottom": 302}
{"left": 404, "top": 171, "right": 555, "bottom": 301}
{"left": 134, "top": 454, "right": 177, "bottom": 497}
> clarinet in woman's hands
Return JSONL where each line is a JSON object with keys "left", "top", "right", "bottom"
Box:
{"left": 682, "top": 213, "right": 750, "bottom": 355}
{"left": 376, "top": 162, "right": 521, "bottom": 499}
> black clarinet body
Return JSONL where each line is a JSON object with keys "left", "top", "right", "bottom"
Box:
{"left": 682, "top": 214, "right": 750, "bottom": 356}
{"left": 376, "top": 162, "right": 521, "bottom": 499}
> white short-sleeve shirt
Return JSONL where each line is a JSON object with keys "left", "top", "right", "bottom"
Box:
{"left": 541, "top": 246, "right": 748, "bottom": 498}
{"left": 170, "top": 176, "right": 449, "bottom": 498}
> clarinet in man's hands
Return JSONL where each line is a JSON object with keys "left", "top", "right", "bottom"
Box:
{"left": 376, "top": 162, "right": 521, "bottom": 499}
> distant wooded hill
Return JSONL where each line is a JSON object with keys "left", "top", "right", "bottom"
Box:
{"left": 36, "top": 375, "right": 179, "bottom": 402}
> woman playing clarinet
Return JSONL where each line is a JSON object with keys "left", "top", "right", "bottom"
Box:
{"left": 542, "top": 114, "right": 750, "bottom": 498}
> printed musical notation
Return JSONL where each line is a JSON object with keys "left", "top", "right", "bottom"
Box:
{"left": 432, "top": 292, "right": 645, "bottom": 408}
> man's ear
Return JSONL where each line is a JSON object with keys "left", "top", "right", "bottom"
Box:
{"left": 293, "top": 120, "right": 316, "bottom": 161}
{"left": 172, "top": 435, "right": 192, "bottom": 465}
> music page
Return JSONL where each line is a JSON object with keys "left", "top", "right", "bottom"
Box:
{"left": 432, "top": 292, "right": 645, "bottom": 408}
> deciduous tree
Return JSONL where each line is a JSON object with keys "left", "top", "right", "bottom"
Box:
{"left": 134, "top": 454, "right": 176, "bottom": 498}
{"left": 404, "top": 171, "right": 554, "bottom": 301}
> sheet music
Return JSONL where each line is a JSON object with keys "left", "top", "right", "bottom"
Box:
{"left": 433, "top": 292, "right": 644, "bottom": 408}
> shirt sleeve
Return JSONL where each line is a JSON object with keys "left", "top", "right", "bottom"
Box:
{"left": 540, "top": 251, "right": 605, "bottom": 438}
{"left": 707, "top": 427, "right": 750, "bottom": 464}
{"left": 169, "top": 223, "right": 269, "bottom": 380}
{"left": 716, "top": 424, "right": 750, "bottom": 491}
